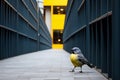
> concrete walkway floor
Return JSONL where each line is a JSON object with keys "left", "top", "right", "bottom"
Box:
{"left": 0, "top": 49, "right": 107, "bottom": 80}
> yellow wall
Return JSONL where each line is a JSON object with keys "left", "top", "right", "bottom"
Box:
{"left": 44, "top": 0, "right": 67, "bottom": 6}
{"left": 44, "top": 0, "right": 67, "bottom": 49}
{"left": 52, "top": 15, "right": 65, "bottom": 29}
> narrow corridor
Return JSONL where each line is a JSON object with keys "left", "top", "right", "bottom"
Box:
{"left": 0, "top": 49, "right": 107, "bottom": 80}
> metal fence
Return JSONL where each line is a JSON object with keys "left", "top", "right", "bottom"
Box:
{"left": 0, "top": 0, "right": 52, "bottom": 60}
{"left": 63, "top": 0, "right": 119, "bottom": 80}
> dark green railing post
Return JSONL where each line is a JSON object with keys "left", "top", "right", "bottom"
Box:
{"left": 112, "top": 0, "right": 120, "bottom": 79}
{"left": 85, "top": 0, "right": 90, "bottom": 61}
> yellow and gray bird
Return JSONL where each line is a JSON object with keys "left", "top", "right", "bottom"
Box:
{"left": 70, "top": 47, "right": 94, "bottom": 73}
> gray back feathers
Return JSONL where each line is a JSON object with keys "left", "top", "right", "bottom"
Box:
{"left": 71, "top": 47, "right": 88, "bottom": 64}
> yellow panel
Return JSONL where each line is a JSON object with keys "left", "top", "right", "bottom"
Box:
{"left": 52, "top": 15, "right": 65, "bottom": 29}
{"left": 52, "top": 44, "right": 63, "bottom": 49}
{"left": 44, "top": 0, "right": 68, "bottom": 6}
{"left": 44, "top": 0, "right": 67, "bottom": 49}
{"left": 52, "top": 15, "right": 65, "bottom": 49}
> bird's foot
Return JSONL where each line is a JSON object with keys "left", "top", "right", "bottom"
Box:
{"left": 69, "top": 70, "right": 74, "bottom": 72}
{"left": 79, "top": 71, "right": 83, "bottom": 73}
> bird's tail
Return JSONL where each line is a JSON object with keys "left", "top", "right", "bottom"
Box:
{"left": 87, "top": 63, "right": 94, "bottom": 68}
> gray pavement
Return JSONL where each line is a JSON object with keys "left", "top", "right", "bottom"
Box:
{"left": 0, "top": 49, "right": 108, "bottom": 80}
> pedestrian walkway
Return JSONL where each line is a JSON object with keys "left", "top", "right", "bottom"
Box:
{"left": 0, "top": 49, "right": 107, "bottom": 80}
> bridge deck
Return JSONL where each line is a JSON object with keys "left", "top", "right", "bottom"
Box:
{"left": 0, "top": 49, "right": 107, "bottom": 80}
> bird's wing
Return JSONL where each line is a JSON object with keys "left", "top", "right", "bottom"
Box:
{"left": 77, "top": 54, "right": 88, "bottom": 64}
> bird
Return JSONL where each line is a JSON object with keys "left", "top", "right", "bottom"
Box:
{"left": 70, "top": 47, "right": 94, "bottom": 73}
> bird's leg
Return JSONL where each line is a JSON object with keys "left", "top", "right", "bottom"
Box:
{"left": 70, "top": 66, "right": 76, "bottom": 72}
{"left": 72, "top": 66, "right": 76, "bottom": 72}
{"left": 79, "top": 67, "right": 83, "bottom": 73}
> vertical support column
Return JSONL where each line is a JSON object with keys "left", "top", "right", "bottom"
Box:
{"left": 112, "top": 0, "right": 120, "bottom": 79}
{"left": 0, "top": 0, "right": 2, "bottom": 60}
{"left": 95, "top": 23, "right": 98, "bottom": 66}
{"left": 107, "top": 16, "right": 112, "bottom": 78}
{"left": 37, "top": 4, "right": 39, "bottom": 51}
{"left": 84, "top": 28, "right": 86, "bottom": 57}
{"left": 6, "top": 30, "right": 8, "bottom": 58}
{"left": 90, "top": 26, "right": 94, "bottom": 63}
{"left": 101, "top": 19, "right": 107, "bottom": 73}
{"left": 93, "top": 24, "right": 96, "bottom": 65}
{"left": 2, "top": 29, "right": 5, "bottom": 59}
{"left": 85, "top": 0, "right": 91, "bottom": 61}
{"left": 0, "top": 28, "right": 1, "bottom": 60}
{"left": 96, "top": 22, "right": 101, "bottom": 68}
{"left": 0, "top": 0, "right": 1, "bottom": 25}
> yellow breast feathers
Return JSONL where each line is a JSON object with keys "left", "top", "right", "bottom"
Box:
{"left": 70, "top": 53, "right": 83, "bottom": 67}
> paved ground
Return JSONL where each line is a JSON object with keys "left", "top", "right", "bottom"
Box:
{"left": 0, "top": 49, "right": 107, "bottom": 80}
